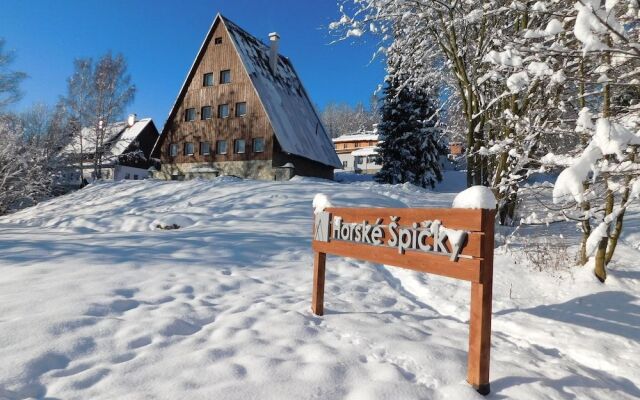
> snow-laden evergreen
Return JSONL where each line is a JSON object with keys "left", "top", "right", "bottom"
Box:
{"left": 375, "top": 41, "right": 443, "bottom": 189}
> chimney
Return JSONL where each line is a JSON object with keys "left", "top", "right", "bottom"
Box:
{"left": 127, "top": 113, "right": 136, "bottom": 127}
{"left": 268, "top": 32, "right": 280, "bottom": 72}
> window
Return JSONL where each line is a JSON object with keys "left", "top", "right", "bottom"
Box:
{"left": 252, "top": 137, "right": 265, "bottom": 153}
{"left": 220, "top": 69, "right": 231, "bottom": 84}
{"left": 169, "top": 143, "right": 179, "bottom": 157}
{"left": 214, "top": 37, "right": 223, "bottom": 45}
{"left": 235, "top": 102, "right": 247, "bottom": 117}
{"left": 218, "top": 104, "right": 229, "bottom": 118}
{"left": 185, "top": 108, "right": 196, "bottom": 122}
{"left": 184, "top": 142, "right": 195, "bottom": 156}
{"left": 234, "top": 139, "right": 246, "bottom": 154}
{"left": 354, "top": 156, "right": 362, "bottom": 165}
{"left": 367, "top": 155, "right": 377, "bottom": 163}
{"left": 133, "top": 174, "right": 139, "bottom": 180}
{"left": 216, "top": 140, "right": 228, "bottom": 154}
{"left": 125, "top": 173, "right": 131, "bottom": 179}
{"left": 342, "top": 161, "right": 348, "bottom": 168}
{"left": 200, "top": 141, "right": 210, "bottom": 155}
{"left": 203, "top": 73, "right": 214, "bottom": 86}
{"left": 201, "top": 106, "right": 213, "bottom": 120}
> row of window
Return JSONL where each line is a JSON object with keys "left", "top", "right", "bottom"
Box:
{"left": 203, "top": 69, "right": 232, "bottom": 87}
{"left": 342, "top": 155, "right": 377, "bottom": 168}
{"left": 337, "top": 142, "right": 370, "bottom": 150}
{"left": 185, "top": 102, "right": 246, "bottom": 121}
{"left": 169, "top": 138, "right": 265, "bottom": 157}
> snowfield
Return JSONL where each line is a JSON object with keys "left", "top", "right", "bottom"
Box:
{"left": 0, "top": 175, "right": 639, "bottom": 399}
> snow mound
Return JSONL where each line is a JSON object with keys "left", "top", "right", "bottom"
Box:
{"left": 150, "top": 215, "right": 196, "bottom": 231}
{"left": 452, "top": 186, "right": 497, "bottom": 209}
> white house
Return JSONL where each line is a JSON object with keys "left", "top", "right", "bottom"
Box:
{"left": 332, "top": 132, "right": 381, "bottom": 174}
{"left": 58, "top": 115, "right": 159, "bottom": 187}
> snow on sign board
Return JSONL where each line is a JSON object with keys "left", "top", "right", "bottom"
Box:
{"left": 311, "top": 207, "right": 496, "bottom": 395}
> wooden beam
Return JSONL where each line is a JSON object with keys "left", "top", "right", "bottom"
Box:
{"left": 311, "top": 251, "right": 326, "bottom": 316}
{"left": 467, "top": 209, "right": 495, "bottom": 395}
{"left": 313, "top": 240, "right": 483, "bottom": 282}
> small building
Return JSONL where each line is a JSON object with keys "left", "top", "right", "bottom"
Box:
{"left": 332, "top": 132, "right": 381, "bottom": 174}
{"left": 449, "top": 141, "right": 465, "bottom": 157}
{"left": 58, "top": 115, "right": 159, "bottom": 188}
{"left": 152, "top": 14, "right": 341, "bottom": 181}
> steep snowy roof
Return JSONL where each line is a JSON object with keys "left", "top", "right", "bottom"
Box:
{"left": 333, "top": 133, "right": 380, "bottom": 143}
{"left": 223, "top": 16, "right": 340, "bottom": 168}
{"left": 63, "top": 118, "right": 156, "bottom": 160}
{"left": 160, "top": 14, "right": 341, "bottom": 169}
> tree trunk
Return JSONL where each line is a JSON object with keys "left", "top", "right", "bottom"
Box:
{"left": 605, "top": 150, "right": 636, "bottom": 264}
{"left": 595, "top": 46, "right": 612, "bottom": 282}
{"left": 594, "top": 234, "right": 608, "bottom": 283}
{"left": 594, "top": 185, "right": 614, "bottom": 282}
{"left": 605, "top": 207, "right": 626, "bottom": 265}
{"left": 577, "top": 184, "right": 592, "bottom": 265}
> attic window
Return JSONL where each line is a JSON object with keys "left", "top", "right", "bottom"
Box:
{"left": 216, "top": 140, "right": 228, "bottom": 155}
{"left": 201, "top": 106, "right": 212, "bottom": 120}
{"left": 253, "top": 137, "right": 264, "bottom": 153}
{"left": 234, "top": 139, "right": 246, "bottom": 154}
{"left": 220, "top": 70, "right": 231, "bottom": 84}
{"left": 200, "top": 141, "right": 210, "bottom": 155}
{"left": 235, "top": 102, "right": 247, "bottom": 117}
{"left": 169, "top": 143, "right": 178, "bottom": 157}
{"left": 184, "top": 142, "right": 195, "bottom": 156}
{"left": 214, "top": 37, "right": 223, "bottom": 45}
{"left": 218, "top": 104, "right": 229, "bottom": 118}
{"left": 203, "top": 73, "right": 214, "bottom": 87}
{"left": 185, "top": 108, "right": 196, "bottom": 122}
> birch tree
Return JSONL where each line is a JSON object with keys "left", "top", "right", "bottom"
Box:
{"left": 0, "top": 38, "right": 27, "bottom": 111}
{"left": 62, "top": 52, "right": 135, "bottom": 182}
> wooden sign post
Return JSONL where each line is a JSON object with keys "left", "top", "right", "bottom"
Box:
{"left": 311, "top": 207, "right": 495, "bottom": 395}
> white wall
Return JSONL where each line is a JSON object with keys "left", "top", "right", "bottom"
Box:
{"left": 337, "top": 153, "right": 381, "bottom": 174}
{"left": 114, "top": 165, "right": 150, "bottom": 181}
{"left": 337, "top": 153, "right": 355, "bottom": 172}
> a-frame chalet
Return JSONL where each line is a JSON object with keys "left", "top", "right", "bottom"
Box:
{"left": 152, "top": 14, "right": 341, "bottom": 181}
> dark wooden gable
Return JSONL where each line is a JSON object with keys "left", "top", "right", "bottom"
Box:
{"left": 156, "top": 15, "right": 274, "bottom": 165}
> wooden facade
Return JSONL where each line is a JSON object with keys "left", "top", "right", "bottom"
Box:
{"left": 334, "top": 138, "right": 379, "bottom": 155}
{"left": 153, "top": 15, "right": 339, "bottom": 181}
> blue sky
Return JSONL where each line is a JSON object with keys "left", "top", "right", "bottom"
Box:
{"left": 1, "top": 0, "right": 385, "bottom": 129}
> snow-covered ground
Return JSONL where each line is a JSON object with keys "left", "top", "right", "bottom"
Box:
{"left": 0, "top": 174, "right": 639, "bottom": 399}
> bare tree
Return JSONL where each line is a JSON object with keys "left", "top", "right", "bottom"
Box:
{"left": 321, "top": 100, "right": 380, "bottom": 137}
{"left": 62, "top": 52, "right": 135, "bottom": 183}
{"left": 0, "top": 38, "right": 27, "bottom": 111}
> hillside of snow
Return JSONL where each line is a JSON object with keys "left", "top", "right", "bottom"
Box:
{"left": 0, "top": 176, "right": 639, "bottom": 399}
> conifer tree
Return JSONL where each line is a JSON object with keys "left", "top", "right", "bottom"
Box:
{"left": 375, "top": 55, "right": 442, "bottom": 189}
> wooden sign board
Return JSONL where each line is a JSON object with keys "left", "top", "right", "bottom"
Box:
{"left": 311, "top": 207, "right": 495, "bottom": 395}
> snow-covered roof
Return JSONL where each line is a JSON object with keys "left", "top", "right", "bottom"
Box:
{"left": 333, "top": 133, "right": 380, "bottom": 143}
{"left": 161, "top": 14, "right": 341, "bottom": 169}
{"left": 224, "top": 17, "right": 341, "bottom": 169}
{"left": 63, "top": 118, "right": 156, "bottom": 160}
{"left": 351, "top": 146, "right": 378, "bottom": 156}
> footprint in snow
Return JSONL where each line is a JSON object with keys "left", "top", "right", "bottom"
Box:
{"left": 128, "top": 336, "right": 153, "bottom": 349}
{"left": 160, "top": 319, "right": 201, "bottom": 337}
